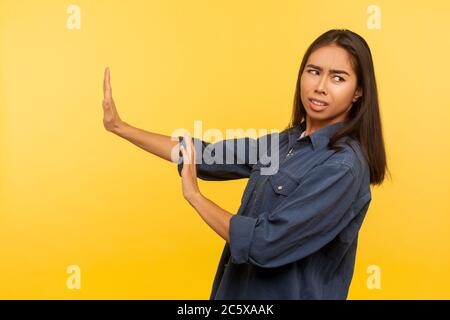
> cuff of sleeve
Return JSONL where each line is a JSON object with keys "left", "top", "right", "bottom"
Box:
{"left": 229, "top": 214, "right": 258, "bottom": 264}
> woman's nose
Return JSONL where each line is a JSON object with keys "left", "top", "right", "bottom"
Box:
{"left": 314, "top": 76, "right": 327, "bottom": 94}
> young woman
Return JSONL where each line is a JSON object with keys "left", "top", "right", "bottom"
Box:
{"left": 102, "top": 29, "right": 388, "bottom": 300}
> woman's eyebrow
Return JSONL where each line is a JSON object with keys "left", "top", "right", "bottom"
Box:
{"left": 306, "top": 64, "right": 350, "bottom": 76}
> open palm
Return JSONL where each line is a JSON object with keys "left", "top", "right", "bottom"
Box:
{"left": 102, "top": 67, "right": 124, "bottom": 132}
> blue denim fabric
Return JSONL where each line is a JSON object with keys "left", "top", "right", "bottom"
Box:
{"left": 177, "top": 121, "right": 371, "bottom": 300}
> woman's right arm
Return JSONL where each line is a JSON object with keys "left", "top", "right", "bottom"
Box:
{"left": 102, "top": 67, "right": 180, "bottom": 163}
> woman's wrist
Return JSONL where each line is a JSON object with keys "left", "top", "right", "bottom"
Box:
{"left": 112, "top": 121, "right": 130, "bottom": 136}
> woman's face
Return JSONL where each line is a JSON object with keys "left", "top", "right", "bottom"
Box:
{"left": 300, "top": 44, "right": 362, "bottom": 126}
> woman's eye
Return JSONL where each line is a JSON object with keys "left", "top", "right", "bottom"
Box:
{"left": 307, "top": 70, "right": 345, "bottom": 82}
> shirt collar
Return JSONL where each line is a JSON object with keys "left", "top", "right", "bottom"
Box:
{"left": 288, "top": 120, "right": 347, "bottom": 151}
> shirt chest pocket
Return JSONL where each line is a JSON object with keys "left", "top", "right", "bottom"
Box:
{"left": 268, "top": 170, "right": 300, "bottom": 196}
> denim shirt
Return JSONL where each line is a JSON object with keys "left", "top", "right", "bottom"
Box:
{"left": 177, "top": 121, "right": 371, "bottom": 300}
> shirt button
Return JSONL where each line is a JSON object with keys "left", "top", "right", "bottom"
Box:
{"left": 277, "top": 185, "right": 283, "bottom": 190}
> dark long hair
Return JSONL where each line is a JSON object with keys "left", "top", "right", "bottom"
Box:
{"left": 287, "top": 29, "right": 389, "bottom": 186}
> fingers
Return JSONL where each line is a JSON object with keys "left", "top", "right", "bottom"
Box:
{"left": 191, "top": 135, "right": 196, "bottom": 160}
{"left": 103, "top": 67, "right": 112, "bottom": 101}
{"left": 191, "top": 135, "right": 197, "bottom": 175}
{"left": 181, "top": 133, "right": 195, "bottom": 165}
{"left": 182, "top": 133, "right": 191, "bottom": 164}
{"left": 184, "top": 132, "right": 192, "bottom": 158}
{"left": 180, "top": 140, "right": 188, "bottom": 166}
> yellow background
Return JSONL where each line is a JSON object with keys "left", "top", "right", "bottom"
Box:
{"left": 1, "top": 0, "right": 449, "bottom": 299}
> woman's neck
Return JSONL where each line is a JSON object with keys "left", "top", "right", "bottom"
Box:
{"left": 304, "top": 116, "right": 346, "bottom": 136}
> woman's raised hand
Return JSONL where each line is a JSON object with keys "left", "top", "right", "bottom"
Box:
{"left": 102, "top": 67, "right": 125, "bottom": 132}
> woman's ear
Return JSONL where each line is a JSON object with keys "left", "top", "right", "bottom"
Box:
{"left": 353, "top": 88, "right": 363, "bottom": 102}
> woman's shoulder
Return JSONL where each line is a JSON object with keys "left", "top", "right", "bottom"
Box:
{"left": 325, "top": 137, "right": 369, "bottom": 179}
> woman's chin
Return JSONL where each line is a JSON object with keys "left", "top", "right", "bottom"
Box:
{"left": 305, "top": 108, "right": 330, "bottom": 120}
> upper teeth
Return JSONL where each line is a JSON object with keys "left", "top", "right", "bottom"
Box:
{"left": 311, "top": 99, "right": 326, "bottom": 106}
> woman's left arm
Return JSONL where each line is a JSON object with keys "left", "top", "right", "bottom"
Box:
{"left": 179, "top": 132, "right": 233, "bottom": 242}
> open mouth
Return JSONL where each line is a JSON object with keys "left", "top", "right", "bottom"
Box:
{"left": 308, "top": 98, "right": 329, "bottom": 111}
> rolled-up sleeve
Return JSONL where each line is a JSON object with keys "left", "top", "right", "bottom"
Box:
{"left": 229, "top": 162, "right": 362, "bottom": 268}
{"left": 177, "top": 133, "right": 275, "bottom": 181}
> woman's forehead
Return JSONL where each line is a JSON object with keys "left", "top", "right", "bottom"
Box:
{"left": 307, "top": 45, "right": 354, "bottom": 74}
